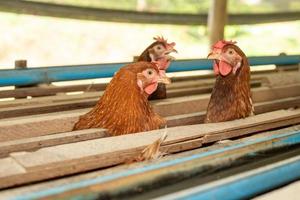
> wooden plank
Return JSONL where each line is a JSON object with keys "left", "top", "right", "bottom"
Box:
{"left": 1, "top": 69, "right": 299, "bottom": 108}
{"left": 0, "top": 78, "right": 262, "bottom": 108}
{"left": 0, "top": 110, "right": 83, "bottom": 142}
{"left": 0, "top": 129, "right": 106, "bottom": 158}
{"left": 1, "top": 124, "right": 299, "bottom": 199}
{"left": 0, "top": 1, "right": 300, "bottom": 25}
{"left": 0, "top": 109, "right": 300, "bottom": 189}
{"left": 1, "top": 96, "right": 300, "bottom": 155}
{"left": 1, "top": 85, "right": 300, "bottom": 142}
{"left": 0, "top": 83, "right": 108, "bottom": 99}
{"left": 0, "top": 82, "right": 300, "bottom": 119}
{"left": 38, "top": 131, "right": 300, "bottom": 200}
{"left": 0, "top": 157, "right": 26, "bottom": 178}
{"left": 0, "top": 90, "right": 104, "bottom": 109}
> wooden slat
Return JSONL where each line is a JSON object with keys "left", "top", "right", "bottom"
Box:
{"left": 0, "top": 78, "right": 263, "bottom": 109}
{"left": 1, "top": 96, "right": 300, "bottom": 155}
{"left": 1, "top": 82, "right": 299, "bottom": 119}
{"left": 1, "top": 70, "right": 299, "bottom": 108}
{"left": 0, "top": 109, "right": 300, "bottom": 189}
{"left": 0, "top": 158, "right": 26, "bottom": 178}
{"left": 1, "top": 124, "right": 299, "bottom": 199}
{"left": 1, "top": 84, "right": 300, "bottom": 142}
{"left": 0, "top": 110, "right": 83, "bottom": 142}
{"left": 0, "top": 1, "right": 300, "bottom": 25}
{"left": 0, "top": 129, "right": 106, "bottom": 158}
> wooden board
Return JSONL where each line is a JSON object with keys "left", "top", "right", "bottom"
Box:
{"left": 1, "top": 96, "right": 300, "bottom": 155}
{"left": 1, "top": 124, "right": 300, "bottom": 200}
{"left": 0, "top": 83, "right": 299, "bottom": 119}
{"left": 0, "top": 69, "right": 299, "bottom": 111}
{"left": 1, "top": 84, "right": 300, "bottom": 142}
{"left": 0, "top": 128, "right": 106, "bottom": 158}
{"left": 0, "top": 79, "right": 262, "bottom": 109}
{"left": 0, "top": 109, "right": 300, "bottom": 189}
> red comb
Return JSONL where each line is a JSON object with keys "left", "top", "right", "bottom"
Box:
{"left": 213, "top": 40, "right": 237, "bottom": 49}
{"left": 154, "top": 36, "right": 176, "bottom": 48}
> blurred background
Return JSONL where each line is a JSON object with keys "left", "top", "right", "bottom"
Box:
{"left": 0, "top": 0, "right": 299, "bottom": 68}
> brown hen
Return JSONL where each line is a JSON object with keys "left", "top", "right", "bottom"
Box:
{"left": 137, "top": 36, "right": 177, "bottom": 99}
{"left": 204, "top": 40, "right": 254, "bottom": 123}
{"left": 73, "top": 62, "right": 169, "bottom": 136}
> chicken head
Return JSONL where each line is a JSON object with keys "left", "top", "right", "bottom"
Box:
{"left": 147, "top": 36, "right": 177, "bottom": 70}
{"left": 137, "top": 64, "right": 170, "bottom": 95}
{"left": 208, "top": 40, "right": 243, "bottom": 76}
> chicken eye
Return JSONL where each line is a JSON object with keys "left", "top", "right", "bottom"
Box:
{"left": 147, "top": 70, "right": 153, "bottom": 75}
{"left": 228, "top": 50, "right": 234, "bottom": 55}
{"left": 155, "top": 45, "right": 164, "bottom": 52}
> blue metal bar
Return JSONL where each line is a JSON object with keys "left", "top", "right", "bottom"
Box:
{"left": 0, "top": 55, "right": 299, "bottom": 87}
{"left": 11, "top": 130, "right": 300, "bottom": 200}
{"left": 167, "top": 156, "right": 300, "bottom": 200}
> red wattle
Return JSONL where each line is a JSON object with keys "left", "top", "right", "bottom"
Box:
{"left": 145, "top": 82, "right": 158, "bottom": 95}
{"left": 213, "top": 61, "right": 219, "bottom": 75}
{"left": 219, "top": 61, "right": 232, "bottom": 76}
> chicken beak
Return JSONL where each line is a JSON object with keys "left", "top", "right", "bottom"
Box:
{"left": 165, "top": 48, "right": 178, "bottom": 55}
{"left": 158, "top": 76, "right": 171, "bottom": 84}
{"left": 157, "top": 71, "right": 171, "bottom": 84}
{"left": 207, "top": 52, "right": 221, "bottom": 60}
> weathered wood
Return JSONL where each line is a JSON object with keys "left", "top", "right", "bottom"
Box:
{"left": 0, "top": 82, "right": 299, "bottom": 119}
{"left": 1, "top": 96, "right": 300, "bottom": 155}
{"left": 0, "top": 109, "right": 299, "bottom": 189}
{"left": 0, "top": 83, "right": 108, "bottom": 99}
{"left": 14, "top": 60, "right": 27, "bottom": 70}
{"left": 1, "top": 84, "right": 300, "bottom": 142}
{"left": 0, "top": 158, "right": 26, "bottom": 178}
{"left": 15, "top": 60, "right": 30, "bottom": 90}
{"left": 39, "top": 131, "right": 300, "bottom": 200}
{"left": 0, "top": 110, "right": 85, "bottom": 142}
{"left": 1, "top": 69, "right": 299, "bottom": 108}
{"left": 0, "top": 78, "right": 263, "bottom": 108}
{"left": 0, "top": 1, "right": 299, "bottom": 25}
{"left": 208, "top": 0, "right": 228, "bottom": 46}
{"left": 0, "top": 129, "right": 106, "bottom": 158}
{"left": 1, "top": 124, "right": 299, "bottom": 199}
{"left": 0, "top": 80, "right": 261, "bottom": 110}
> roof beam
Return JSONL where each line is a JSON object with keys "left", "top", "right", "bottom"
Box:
{"left": 0, "top": 0, "right": 299, "bottom": 25}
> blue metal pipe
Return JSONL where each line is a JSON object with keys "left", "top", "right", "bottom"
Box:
{"left": 0, "top": 55, "right": 299, "bottom": 87}
{"left": 171, "top": 156, "right": 300, "bottom": 200}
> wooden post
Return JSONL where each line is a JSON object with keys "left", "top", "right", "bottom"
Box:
{"left": 15, "top": 59, "right": 27, "bottom": 70}
{"left": 14, "top": 60, "right": 36, "bottom": 94}
{"left": 15, "top": 60, "right": 28, "bottom": 90}
{"left": 207, "top": 0, "right": 228, "bottom": 47}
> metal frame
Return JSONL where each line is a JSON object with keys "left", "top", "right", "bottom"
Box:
{"left": 160, "top": 155, "right": 300, "bottom": 200}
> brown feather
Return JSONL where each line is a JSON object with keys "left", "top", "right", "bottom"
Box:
{"left": 126, "top": 130, "right": 168, "bottom": 163}
{"left": 205, "top": 44, "right": 253, "bottom": 123}
{"left": 73, "top": 62, "right": 166, "bottom": 136}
